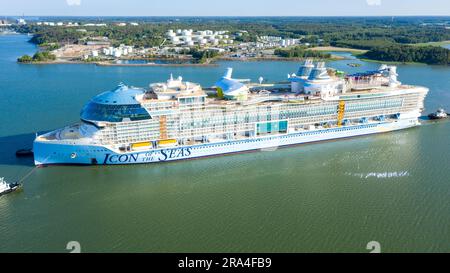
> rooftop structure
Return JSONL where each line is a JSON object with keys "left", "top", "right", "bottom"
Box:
{"left": 146, "top": 74, "right": 206, "bottom": 102}
{"left": 289, "top": 61, "right": 403, "bottom": 98}
{"left": 215, "top": 68, "right": 249, "bottom": 100}
{"left": 80, "top": 83, "right": 150, "bottom": 124}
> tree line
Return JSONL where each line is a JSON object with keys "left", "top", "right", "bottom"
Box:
{"left": 18, "top": 51, "right": 56, "bottom": 63}
{"left": 364, "top": 45, "right": 449, "bottom": 65}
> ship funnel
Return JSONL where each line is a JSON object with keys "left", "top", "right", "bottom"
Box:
{"left": 297, "top": 59, "right": 315, "bottom": 78}
{"left": 308, "top": 62, "right": 330, "bottom": 81}
{"left": 316, "top": 62, "right": 325, "bottom": 69}
{"left": 379, "top": 64, "right": 388, "bottom": 71}
{"left": 224, "top": 68, "right": 233, "bottom": 79}
{"left": 388, "top": 66, "right": 401, "bottom": 87}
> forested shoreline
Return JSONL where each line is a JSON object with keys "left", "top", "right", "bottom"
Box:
{"left": 11, "top": 16, "right": 450, "bottom": 65}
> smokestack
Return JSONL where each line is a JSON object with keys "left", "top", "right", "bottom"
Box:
{"left": 224, "top": 68, "right": 233, "bottom": 79}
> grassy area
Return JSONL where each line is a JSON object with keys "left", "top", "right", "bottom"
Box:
{"left": 309, "top": 46, "right": 368, "bottom": 54}
{"left": 410, "top": 40, "right": 450, "bottom": 47}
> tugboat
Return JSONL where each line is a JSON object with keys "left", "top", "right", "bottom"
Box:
{"left": 347, "top": 63, "right": 362, "bottom": 68}
{"left": 0, "top": 177, "right": 22, "bottom": 196}
{"left": 15, "top": 148, "right": 33, "bottom": 157}
{"left": 428, "top": 108, "right": 448, "bottom": 120}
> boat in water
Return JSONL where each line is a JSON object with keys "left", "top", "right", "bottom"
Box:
{"left": 428, "top": 108, "right": 448, "bottom": 120}
{"left": 16, "top": 148, "right": 34, "bottom": 157}
{"left": 33, "top": 62, "right": 429, "bottom": 166}
{"left": 0, "top": 178, "right": 22, "bottom": 196}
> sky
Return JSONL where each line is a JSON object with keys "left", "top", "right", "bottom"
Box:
{"left": 0, "top": 0, "right": 449, "bottom": 16}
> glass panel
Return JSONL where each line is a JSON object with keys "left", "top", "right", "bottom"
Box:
{"left": 81, "top": 103, "right": 151, "bottom": 122}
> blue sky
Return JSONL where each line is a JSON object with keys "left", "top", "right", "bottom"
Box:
{"left": 1, "top": 0, "right": 449, "bottom": 16}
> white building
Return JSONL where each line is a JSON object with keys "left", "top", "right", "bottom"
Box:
{"left": 102, "top": 45, "right": 133, "bottom": 58}
{"left": 182, "top": 29, "right": 192, "bottom": 36}
{"left": 113, "top": 50, "right": 122, "bottom": 58}
{"left": 208, "top": 48, "right": 225, "bottom": 53}
{"left": 166, "top": 29, "right": 234, "bottom": 47}
{"left": 17, "top": 18, "right": 27, "bottom": 25}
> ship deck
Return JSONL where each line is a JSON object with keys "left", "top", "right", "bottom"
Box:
{"left": 140, "top": 83, "right": 422, "bottom": 107}
{"left": 36, "top": 124, "right": 96, "bottom": 143}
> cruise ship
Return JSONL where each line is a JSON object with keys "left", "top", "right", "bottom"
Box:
{"left": 33, "top": 62, "right": 429, "bottom": 165}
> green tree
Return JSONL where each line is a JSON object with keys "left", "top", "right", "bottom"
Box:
{"left": 17, "top": 55, "right": 33, "bottom": 63}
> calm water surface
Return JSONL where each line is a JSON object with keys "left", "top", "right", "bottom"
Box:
{"left": 0, "top": 35, "right": 449, "bottom": 252}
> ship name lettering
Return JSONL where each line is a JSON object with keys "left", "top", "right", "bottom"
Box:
{"left": 105, "top": 153, "right": 140, "bottom": 164}
{"left": 159, "top": 148, "right": 192, "bottom": 161}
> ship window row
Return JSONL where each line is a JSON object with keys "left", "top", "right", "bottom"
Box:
{"left": 73, "top": 149, "right": 108, "bottom": 153}
{"left": 346, "top": 99, "right": 403, "bottom": 111}
{"left": 189, "top": 124, "right": 378, "bottom": 149}
{"left": 177, "top": 99, "right": 403, "bottom": 118}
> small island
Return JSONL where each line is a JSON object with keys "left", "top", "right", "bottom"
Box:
{"left": 18, "top": 51, "right": 56, "bottom": 63}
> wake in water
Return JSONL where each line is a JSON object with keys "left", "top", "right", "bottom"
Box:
{"left": 345, "top": 171, "right": 410, "bottom": 179}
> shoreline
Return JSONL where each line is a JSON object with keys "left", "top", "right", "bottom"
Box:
{"left": 96, "top": 62, "right": 219, "bottom": 67}
{"left": 17, "top": 56, "right": 347, "bottom": 66}
{"left": 19, "top": 49, "right": 446, "bottom": 67}
{"left": 17, "top": 59, "right": 220, "bottom": 67}
{"left": 357, "top": 57, "right": 428, "bottom": 66}
{"left": 217, "top": 56, "right": 346, "bottom": 62}
{"left": 19, "top": 55, "right": 438, "bottom": 67}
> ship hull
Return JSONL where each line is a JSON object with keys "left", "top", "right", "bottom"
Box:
{"left": 33, "top": 118, "right": 419, "bottom": 166}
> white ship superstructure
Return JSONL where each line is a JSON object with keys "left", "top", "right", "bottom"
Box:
{"left": 33, "top": 62, "right": 429, "bottom": 165}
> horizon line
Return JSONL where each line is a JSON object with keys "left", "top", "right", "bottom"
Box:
{"left": 1, "top": 15, "right": 450, "bottom": 18}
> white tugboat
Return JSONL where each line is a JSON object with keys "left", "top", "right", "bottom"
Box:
{"left": 0, "top": 177, "right": 22, "bottom": 196}
{"left": 428, "top": 108, "right": 448, "bottom": 120}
